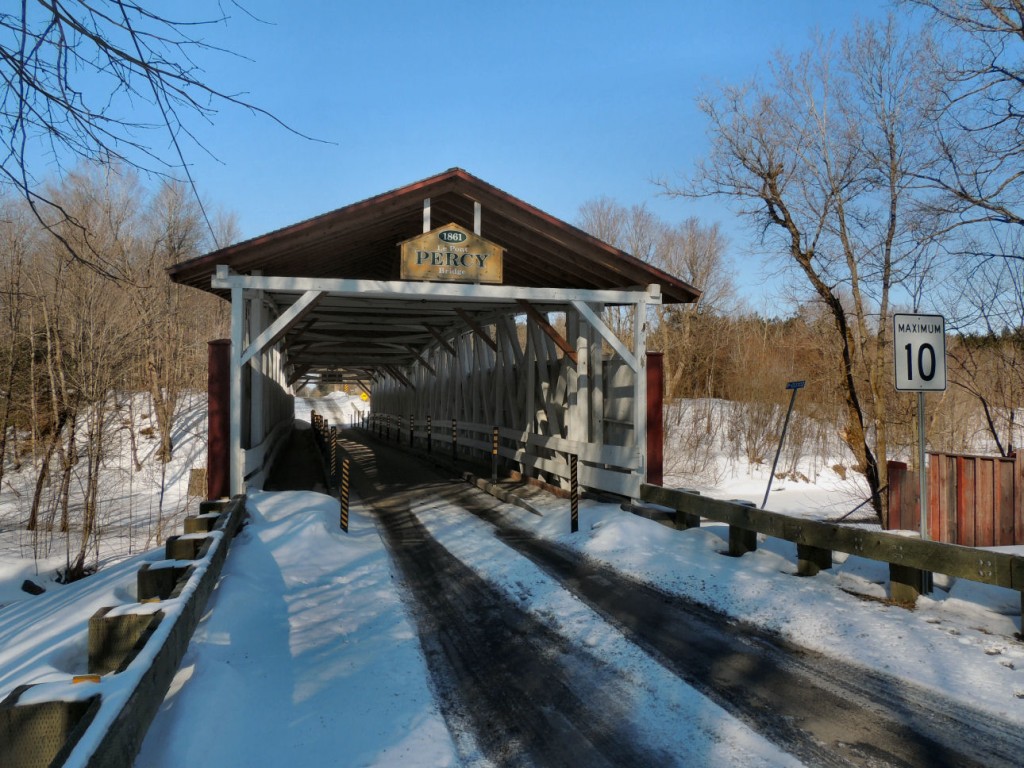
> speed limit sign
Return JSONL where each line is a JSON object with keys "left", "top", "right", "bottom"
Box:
{"left": 893, "top": 313, "right": 946, "bottom": 392}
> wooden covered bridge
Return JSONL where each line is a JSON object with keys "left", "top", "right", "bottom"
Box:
{"left": 168, "top": 168, "right": 700, "bottom": 501}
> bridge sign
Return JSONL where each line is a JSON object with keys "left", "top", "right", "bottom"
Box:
{"left": 893, "top": 313, "right": 946, "bottom": 392}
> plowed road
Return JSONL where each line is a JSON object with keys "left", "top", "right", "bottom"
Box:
{"left": 343, "top": 432, "right": 1024, "bottom": 768}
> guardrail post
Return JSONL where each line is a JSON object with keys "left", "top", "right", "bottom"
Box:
{"left": 890, "top": 563, "right": 931, "bottom": 605}
{"left": 0, "top": 693, "right": 101, "bottom": 768}
{"left": 797, "top": 544, "right": 833, "bottom": 576}
{"left": 674, "top": 489, "right": 702, "bottom": 530}
{"left": 727, "top": 500, "right": 757, "bottom": 556}
{"left": 88, "top": 609, "right": 163, "bottom": 675}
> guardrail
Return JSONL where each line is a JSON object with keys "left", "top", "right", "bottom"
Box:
{"left": 0, "top": 496, "right": 246, "bottom": 768}
{"left": 640, "top": 484, "right": 1024, "bottom": 626}
{"left": 366, "top": 413, "right": 640, "bottom": 498}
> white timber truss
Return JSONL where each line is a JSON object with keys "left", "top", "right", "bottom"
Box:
{"left": 213, "top": 266, "right": 660, "bottom": 500}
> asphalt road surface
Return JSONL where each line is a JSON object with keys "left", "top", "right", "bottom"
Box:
{"left": 339, "top": 430, "right": 1024, "bottom": 768}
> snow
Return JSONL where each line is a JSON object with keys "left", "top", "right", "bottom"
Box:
{"left": 2, "top": 393, "right": 1024, "bottom": 766}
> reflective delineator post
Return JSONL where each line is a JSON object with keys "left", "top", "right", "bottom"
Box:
{"left": 410, "top": 414, "right": 415, "bottom": 448}
{"left": 491, "top": 426, "right": 499, "bottom": 485}
{"left": 330, "top": 426, "right": 338, "bottom": 486}
{"left": 570, "top": 454, "right": 579, "bottom": 534}
{"left": 427, "top": 415, "right": 433, "bottom": 453}
{"left": 451, "top": 418, "right": 458, "bottom": 463}
{"left": 339, "top": 457, "right": 351, "bottom": 533}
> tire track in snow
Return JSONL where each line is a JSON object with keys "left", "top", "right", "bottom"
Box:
{"left": 341, "top": 434, "right": 801, "bottom": 768}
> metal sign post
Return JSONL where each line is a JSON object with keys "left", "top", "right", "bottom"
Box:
{"left": 893, "top": 313, "right": 947, "bottom": 541}
{"left": 761, "top": 381, "right": 805, "bottom": 510}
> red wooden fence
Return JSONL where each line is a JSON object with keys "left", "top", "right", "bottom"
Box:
{"left": 886, "top": 453, "right": 1024, "bottom": 546}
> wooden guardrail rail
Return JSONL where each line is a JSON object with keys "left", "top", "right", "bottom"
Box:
{"left": 641, "top": 483, "right": 1024, "bottom": 625}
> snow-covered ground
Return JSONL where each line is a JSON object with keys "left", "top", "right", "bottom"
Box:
{"left": 2, "top": 393, "right": 1024, "bottom": 766}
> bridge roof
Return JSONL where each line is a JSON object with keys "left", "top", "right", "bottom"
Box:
{"left": 169, "top": 169, "right": 699, "bottom": 383}
{"left": 168, "top": 168, "right": 700, "bottom": 304}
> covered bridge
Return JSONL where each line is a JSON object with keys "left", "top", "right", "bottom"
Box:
{"left": 168, "top": 168, "right": 700, "bottom": 500}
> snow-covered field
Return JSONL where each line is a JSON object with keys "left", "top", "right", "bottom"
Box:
{"left": 2, "top": 393, "right": 1024, "bottom": 766}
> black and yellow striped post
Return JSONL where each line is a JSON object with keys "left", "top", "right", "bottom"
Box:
{"left": 330, "top": 426, "right": 338, "bottom": 486}
{"left": 570, "top": 454, "right": 579, "bottom": 534}
{"left": 426, "top": 415, "right": 432, "bottom": 453}
{"left": 491, "top": 426, "right": 499, "bottom": 484}
{"left": 451, "top": 418, "right": 458, "bottom": 463}
{"left": 339, "top": 457, "right": 351, "bottom": 532}
{"left": 410, "top": 414, "right": 415, "bottom": 447}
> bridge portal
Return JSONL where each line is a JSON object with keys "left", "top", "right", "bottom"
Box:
{"left": 168, "top": 169, "right": 699, "bottom": 500}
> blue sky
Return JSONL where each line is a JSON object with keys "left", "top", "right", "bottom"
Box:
{"left": 176, "top": 0, "right": 898, "bottom": 308}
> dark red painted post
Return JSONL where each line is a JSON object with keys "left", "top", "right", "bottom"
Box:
{"left": 207, "top": 339, "right": 231, "bottom": 500}
{"left": 646, "top": 351, "right": 664, "bottom": 486}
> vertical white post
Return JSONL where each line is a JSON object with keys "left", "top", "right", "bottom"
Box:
{"left": 633, "top": 295, "right": 649, "bottom": 490}
{"left": 575, "top": 306, "right": 590, "bottom": 444}
{"left": 423, "top": 198, "right": 431, "bottom": 233}
{"left": 248, "top": 276, "right": 265, "bottom": 449}
{"left": 474, "top": 201, "right": 482, "bottom": 235}
{"left": 590, "top": 303, "right": 604, "bottom": 445}
{"left": 230, "top": 284, "right": 244, "bottom": 496}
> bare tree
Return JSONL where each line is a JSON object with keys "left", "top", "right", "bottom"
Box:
{"left": 0, "top": 200, "right": 33, "bottom": 490}
{"left": 670, "top": 18, "right": 941, "bottom": 521}
{"left": 905, "top": 0, "right": 1024, "bottom": 237}
{"left": 0, "top": 1, "right": 308, "bottom": 268}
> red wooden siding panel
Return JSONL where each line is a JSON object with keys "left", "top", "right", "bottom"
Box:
{"left": 977, "top": 459, "right": 995, "bottom": 546}
{"left": 997, "top": 459, "right": 1015, "bottom": 546}
{"left": 960, "top": 458, "right": 976, "bottom": 548}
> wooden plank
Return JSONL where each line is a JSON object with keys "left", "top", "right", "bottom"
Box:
{"left": 518, "top": 301, "right": 577, "bottom": 363}
{"left": 998, "top": 458, "right": 1015, "bottom": 546}
{"left": 454, "top": 308, "right": 498, "bottom": 353}
{"left": 928, "top": 454, "right": 942, "bottom": 541}
{"left": 1016, "top": 452, "right": 1024, "bottom": 546}
{"left": 514, "top": 431, "right": 638, "bottom": 468}
{"left": 959, "top": 457, "right": 975, "bottom": 548}
{"left": 887, "top": 461, "right": 904, "bottom": 531}
{"left": 941, "top": 455, "right": 955, "bottom": 542}
{"left": 978, "top": 458, "right": 995, "bottom": 546}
